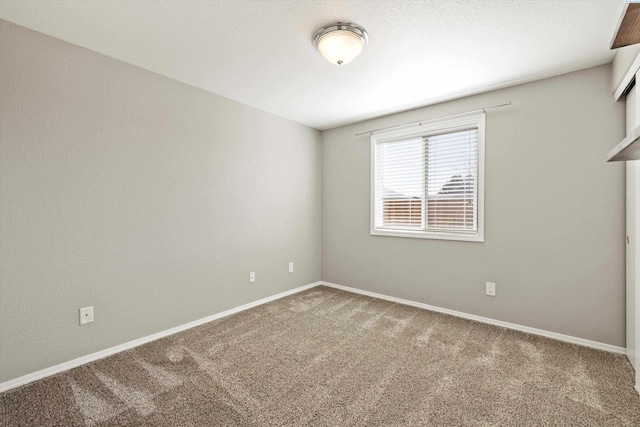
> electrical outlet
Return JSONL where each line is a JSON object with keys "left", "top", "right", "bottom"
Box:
{"left": 79, "top": 306, "right": 94, "bottom": 325}
{"left": 288, "top": 262, "right": 294, "bottom": 273}
{"left": 249, "top": 272, "right": 256, "bottom": 283}
{"left": 485, "top": 282, "right": 496, "bottom": 297}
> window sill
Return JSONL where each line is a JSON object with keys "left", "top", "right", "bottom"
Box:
{"left": 370, "top": 228, "right": 484, "bottom": 242}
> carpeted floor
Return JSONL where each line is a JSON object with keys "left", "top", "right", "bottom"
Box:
{"left": 1, "top": 286, "right": 639, "bottom": 426}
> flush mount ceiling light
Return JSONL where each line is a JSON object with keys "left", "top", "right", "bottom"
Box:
{"left": 313, "top": 22, "right": 368, "bottom": 65}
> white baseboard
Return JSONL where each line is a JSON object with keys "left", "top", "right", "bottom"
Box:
{"left": 320, "top": 281, "right": 626, "bottom": 355}
{"left": 1, "top": 279, "right": 628, "bottom": 394}
{"left": 0, "top": 281, "right": 321, "bottom": 393}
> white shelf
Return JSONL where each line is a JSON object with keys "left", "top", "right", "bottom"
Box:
{"left": 608, "top": 125, "right": 640, "bottom": 161}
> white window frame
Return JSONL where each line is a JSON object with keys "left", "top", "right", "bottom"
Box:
{"left": 370, "top": 113, "right": 485, "bottom": 242}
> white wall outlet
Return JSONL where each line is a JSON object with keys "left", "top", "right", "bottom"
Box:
{"left": 486, "top": 282, "right": 496, "bottom": 297}
{"left": 288, "top": 262, "right": 294, "bottom": 273}
{"left": 249, "top": 271, "right": 256, "bottom": 283}
{"left": 79, "top": 306, "right": 94, "bottom": 325}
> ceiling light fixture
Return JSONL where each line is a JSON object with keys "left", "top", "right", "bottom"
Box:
{"left": 313, "top": 22, "right": 368, "bottom": 65}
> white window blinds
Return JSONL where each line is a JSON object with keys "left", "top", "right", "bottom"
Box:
{"left": 371, "top": 114, "right": 485, "bottom": 242}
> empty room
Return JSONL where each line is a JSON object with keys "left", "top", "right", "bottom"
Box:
{"left": 1, "top": 0, "right": 640, "bottom": 425}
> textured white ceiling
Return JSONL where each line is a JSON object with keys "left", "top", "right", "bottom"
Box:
{"left": 0, "top": 0, "right": 626, "bottom": 130}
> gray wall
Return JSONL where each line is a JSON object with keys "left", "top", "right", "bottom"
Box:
{"left": 322, "top": 64, "right": 627, "bottom": 347}
{"left": 0, "top": 18, "right": 628, "bottom": 385}
{"left": 0, "top": 21, "right": 321, "bottom": 383}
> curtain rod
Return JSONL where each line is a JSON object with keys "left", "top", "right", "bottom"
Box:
{"left": 355, "top": 101, "right": 511, "bottom": 137}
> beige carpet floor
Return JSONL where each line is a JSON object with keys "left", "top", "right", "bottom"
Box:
{"left": 1, "top": 286, "right": 639, "bottom": 426}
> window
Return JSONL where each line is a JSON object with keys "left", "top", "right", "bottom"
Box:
{"left": 371, "top": 113, "right": 485, "bottom": 242}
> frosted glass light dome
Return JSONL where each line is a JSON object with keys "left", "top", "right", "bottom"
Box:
{"left": 313, "top": 23, "right": 368, "bottom": 65}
